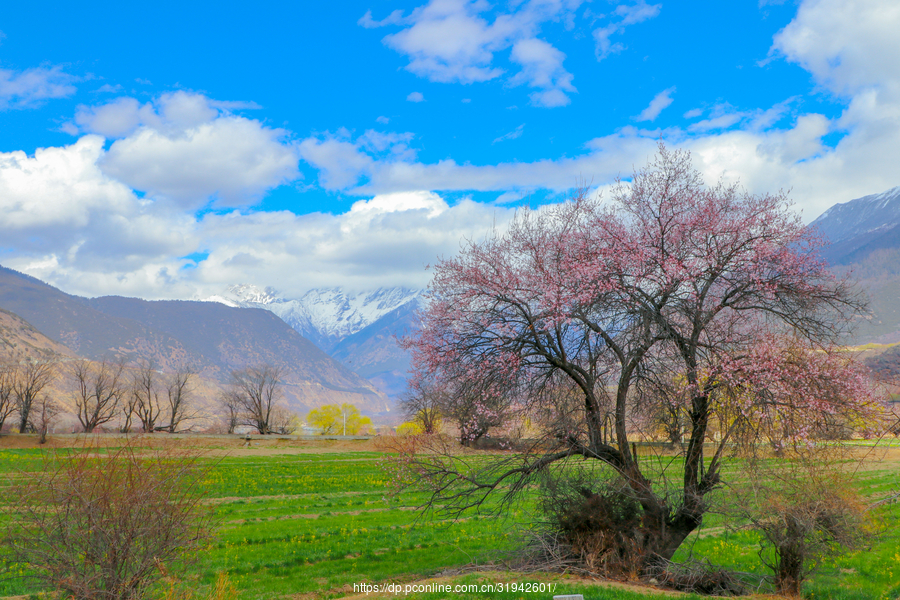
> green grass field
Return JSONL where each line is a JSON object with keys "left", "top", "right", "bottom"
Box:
{"left": 0, "top": 437, "right": 898, "bottom": 599}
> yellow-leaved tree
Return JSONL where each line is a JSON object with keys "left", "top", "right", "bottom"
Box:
{"left": 307, "top": 403, "right": 371, "bottom": 435}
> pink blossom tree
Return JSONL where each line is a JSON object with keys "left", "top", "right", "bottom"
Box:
{"left": 403, "top": 145, "right": 882, "bottom": 568}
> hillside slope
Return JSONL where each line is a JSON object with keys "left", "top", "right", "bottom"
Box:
{"left": 0, "top": 265, "right": 388, "bottom": 412}
{"left": 811, "top": 186, "right": 900, "bottom": 266}
{"left": 810, "top": 187, "right": 900, "bottom": 343}
{"left": 0, "top": 307, "right": 75, "bottom": 363}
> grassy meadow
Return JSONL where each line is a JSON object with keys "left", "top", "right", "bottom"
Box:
{"left": 0, "top": 436, "right": 897, "bottom": 599}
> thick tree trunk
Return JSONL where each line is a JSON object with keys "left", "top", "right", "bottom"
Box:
{"left": 18, "top": 409, "right": 30, "bottom": 434}
{"left": 639, "top": 501, "right": 703, "bottom": 566}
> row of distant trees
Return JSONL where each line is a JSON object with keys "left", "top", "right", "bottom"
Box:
{"left": 0, "top": 358, "right": 197, "bottom": 438}
{"left": 0, "top": 357, "right": 377, "bottom": 438}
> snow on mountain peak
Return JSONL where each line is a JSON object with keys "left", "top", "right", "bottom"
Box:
{"left": 224, "top": 283, "right": 280, "bottom": 305}
{"left": 204, "top": 285, "right": 423, "bottom": 350}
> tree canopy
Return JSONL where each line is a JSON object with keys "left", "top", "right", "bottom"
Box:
{"left": 307, "top": 403, "right": 371, "bottom": 435}
{"left": 403, "top": 145, "right": 883, "bottom": 566}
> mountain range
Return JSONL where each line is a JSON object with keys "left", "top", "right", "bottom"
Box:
{"left": 809, "top": 186, "right": 900, "bottom": 343}
{"left": 202, "top": 186, "right": 900, "bottom": 392}
{"left": 810, "top": 186, "right": 900, "bottom": 266}
{"left": 0, "top": 265, "right": 388, "bottom": 414}
{"left": 205, "top": 285, "right": 423, "bottom": 397}
{"left": 3, "top": 184, "right": 900, "bottom": 420}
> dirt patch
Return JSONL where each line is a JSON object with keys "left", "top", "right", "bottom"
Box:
{"left": 0, "top": 434, "right": 382, "bottom": 455}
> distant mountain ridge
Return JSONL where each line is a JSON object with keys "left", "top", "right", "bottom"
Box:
{"left": 0, "top": 265, "right": 388, "bottom": 413}
{"left": 809, "top": 185, "right": 900, "bottom": 343}
{"left": 205, "top": 284, "right": 424, "bottom": 399}
{"left": 0, "top": 306, "right": 76, "bottom": 362}
{"left": 810, "top": 186, "right": 900, "bottom": 266}
{"left": 206, "top": 285, "right": 423, "bottom": 350}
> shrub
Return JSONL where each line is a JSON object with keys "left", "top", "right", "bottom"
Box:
{"left": 730, "top": 451, "right": 870, "bottom": 596}
{"left": 535, "top": 470, "right": 646, "bottom": 577}
{"left": 754, "top": 487, "right": 867, "bottom": 596}
{"left": 6, "top": 440, "right": 213, "bottom": 600}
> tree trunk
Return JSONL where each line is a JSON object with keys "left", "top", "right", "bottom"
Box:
{"left": 639, "top": 502, "right": 703, "bottom": 567}
{"left": 777, "top": 549, "right": 803, "bottom": 596}
{"left": 18, "top": 409, "right": 30, "bottom": 434}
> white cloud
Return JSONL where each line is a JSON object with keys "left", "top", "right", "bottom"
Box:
{"left": 185, "top": 193, "right": 514, "bottom": 298}
{"left": 101, "top": 119, "right": 298, "bottom": 208}
{"left": 0, "top": 65, "right": 77, "bottom": 109}
{"left": 0, "top": 130, "right": 512, "bottom": 299}
{"left": 772, "top": 0, "right": 900, "bottom": 100}
{"left": 407, "top": 91, "right": 425, "bottom": 102}
{"left": 299, "top": 136, "right": 374, "bottom": 190}
{"left": 0, "top": 136, "right": 131, "bottom": 232}
{"left": 74, "top": 97, "right": 157, "bottom": 138}
{"left": 358, "top": 9, "right": 406, "bottom": 28}
{"left": 74, "top": 91, "right": 218, "bottom": 138}
{"left": 509, "top": 37, "right": 576, "bottom": 107}
{"left": 492, "top": 123, "right": 525, "bottom": 144}
{"left": 593, "top": 1, "right": 661, "bottom": 60}
{"left": 5, "top": 182, "right": 515, "bottom": 301}
{"left": 682, "top": 101, "right": 793, "bottom": 133}
{"left": 297, "top": 80, "right": 899, "bottom": 221}
{"left": 298, "top": 129, "right": 416, "bottom": 190}
{"left": 93, "top": 83, "right": 124, "bottom": 94}
{"left": 0, "top": 136, "right": 197, "bottom": 287}
{"left": 689, "top": 112, "right": 744, "bottom": 132}
{"left": 635, "top": 86, "right": 675, "bottom": 121}
{"left": 379, "top": 0, "right": 507, "bottom": 83}
{"left": 299, "top": 126, "right": 659, "bottom": 195}
{"left": 72, "top": 92, "right": 299, "bottom": 208}
{"left": 367, "top": 0, "right": 582, "bottom": 107}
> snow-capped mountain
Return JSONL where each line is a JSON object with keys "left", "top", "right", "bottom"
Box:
{"left": 205, "top": 285, "right": 424, "bottom": 401}
{"left": 810, "top": 186, "right": 900, "bottom": 265}
{"left": 207, "top": 285, "right": 423, "bottom": 351}
{"left": 809, "top": 185, "right": 900, "bottom": 344}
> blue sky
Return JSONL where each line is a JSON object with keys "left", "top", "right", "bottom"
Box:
{"left": 1, "top": 0, "right": 899, "bottom": 299}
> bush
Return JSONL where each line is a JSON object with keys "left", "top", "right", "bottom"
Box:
{"left": 755, "top": 488, "right": 866, "bottom": 596}
{"left": 730, "top": 451, "right": 870, "bottom": 596}
{"left": 5, "top": 440, "right": 213, "bottom": 600}
{"left": 534, "top": 470, "right": 646, "bottom": 577}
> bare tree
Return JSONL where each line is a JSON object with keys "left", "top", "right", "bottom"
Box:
{"left": 7, "top": 440, "right": 213, "bottom": 600}
{"left": 14, "top": 360, "right": 56, "bottom": 433}
{"left": 632, "top": 375, "right": 688, "bottom": 447}
{"left": 165, "top": 367, "right": 195, "bottom": 433}
{"left": 729, "top": 449, "right": 868, "bottom": 596}
{"left": 71, "top": 358, "right": 126, "bottom": 433}
{"left": 399, "top": 379, "right": 444, "bottom": 435}
{"left": 218, "top": 389, "right": 241, "bottom": 434}
{"left": 228, "top": 365, "right": 282, "bottom": 435}
{"left": 132, "top": 360, "right": 164, "bottom": 433}
{"left": 120, "top": 393, "right": 137, "bottom": 434}
{"left": 270, "top": 405, "right": 299, "bottom": 435}
{"left": 0, "top": 362, "right": 17, "bottom": 431}
{"left": 403, "top": 372, "right": 513, "bottom": 444}
{"left": 34, "top": 395, "right": 61, "bottom": 444}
